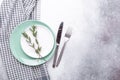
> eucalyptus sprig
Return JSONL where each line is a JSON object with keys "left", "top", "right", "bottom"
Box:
{"left": 29, "top": 25, "right": 41, "bottom": 55}
{"left": 22, "top": 25, "right": 42, "bottom": 58}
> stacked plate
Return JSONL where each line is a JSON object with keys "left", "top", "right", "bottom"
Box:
{"left": 10, "top": 20, "right": 56, "bottom": 66}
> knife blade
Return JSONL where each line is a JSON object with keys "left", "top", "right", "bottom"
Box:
{"left": 52, "top": 22, "right": 63, "bottom": 68}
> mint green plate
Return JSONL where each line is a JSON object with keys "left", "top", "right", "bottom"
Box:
{"left": 10, "top": 20, "right": 56, "bottom": 66}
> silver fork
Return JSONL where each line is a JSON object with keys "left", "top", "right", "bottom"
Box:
{"left": 56, "top": 27, "right": 72, "bottom": 67}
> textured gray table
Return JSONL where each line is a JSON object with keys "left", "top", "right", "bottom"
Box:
{"left": 1, "top": 0, "right": 120, "bottom": 80}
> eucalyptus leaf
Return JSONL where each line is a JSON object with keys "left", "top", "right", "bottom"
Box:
{"left": 22, "top": 32, "right": 28, "bottom": 39}
{"left": 29, "top": 28, "right": 33, "bottom": 32}
{"left": 32, "top": 25, "right": 36, "bottom": 32}
{"left": 35, "top": 39, "right": 38, "bottom": 44}
{"left": 38, "top": 47, "right": 41, "bottom": 51}
{"left": 34, "top": 31, "right": 37, "bottom": 37}
{"left": 32, "top": 43, "right": 35, "bottom": 48}
{"left": 35, "top": 49, "right": 39, "bottom": 54}
{"left": 28, "top": 37, "right": 31, "bottom": 43}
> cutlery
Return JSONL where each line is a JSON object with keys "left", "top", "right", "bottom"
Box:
{"left": 56, "top": 27, "right": 72, "bottom": 67}
{"left": 52, "top": 22, "right": 63, "bottom": 68}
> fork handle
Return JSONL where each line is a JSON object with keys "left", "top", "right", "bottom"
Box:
{"left": 56, "top": 41, "right": 68, "bottom": 67}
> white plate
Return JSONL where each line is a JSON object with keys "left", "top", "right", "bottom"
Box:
{"left": 21, "top": 25, "right": 54, "bottom": 58}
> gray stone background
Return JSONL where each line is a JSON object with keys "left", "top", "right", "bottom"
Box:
{"left": 1, "top": 0, "right": 120, "bottom": 80}
{"left": 44, "top": 0, "right": 120, "bottom": 80}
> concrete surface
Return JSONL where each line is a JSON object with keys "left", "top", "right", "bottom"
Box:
{"left": 41, "top": 0, "right": 120, "bottom": 80}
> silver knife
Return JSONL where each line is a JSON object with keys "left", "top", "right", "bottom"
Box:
{"left": 52, "top": 22, "right": 63, "bottom": 68}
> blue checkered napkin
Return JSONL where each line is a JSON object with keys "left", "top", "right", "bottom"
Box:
{"left": 0, "top": 0, "right": 50, "bottom": 80}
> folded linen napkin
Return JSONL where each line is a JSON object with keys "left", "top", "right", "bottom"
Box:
{"left": 0, "top": 0, "right": 50, "bottom": 80}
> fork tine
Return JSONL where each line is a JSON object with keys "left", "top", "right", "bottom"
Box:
{"left": 65, "top": 27, "right": 72, "bottom": 38}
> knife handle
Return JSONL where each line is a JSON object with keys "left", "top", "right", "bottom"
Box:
{"left": 56, "top": 41, "right": 67, "bottom": 67}
{"left": 53, "top": 45, "right": 59, "bottom": 68}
